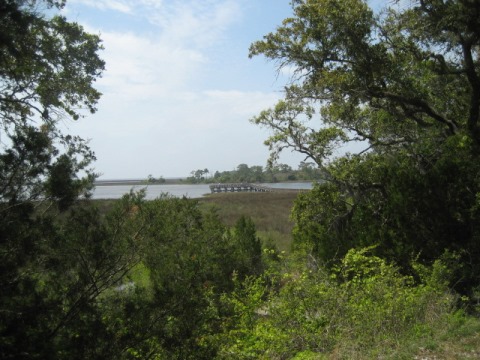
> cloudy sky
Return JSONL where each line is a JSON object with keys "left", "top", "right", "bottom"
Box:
{"left": 61, "top": 0, "right": 389, "bottom": 179}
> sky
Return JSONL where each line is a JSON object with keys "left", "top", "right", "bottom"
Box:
{"left": 61, "top": 0, "right": 391, "bottom": 179}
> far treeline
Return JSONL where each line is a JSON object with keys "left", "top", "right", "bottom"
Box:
{"left": 2, "top": 1, "right": 480, "bottom": 359}
{"left": 185, "top": 162, "right": 325, "bottom": 184}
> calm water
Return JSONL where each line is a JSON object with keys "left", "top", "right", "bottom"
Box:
{"left": 92, "top": 182, "right": 313, "bottom": 200}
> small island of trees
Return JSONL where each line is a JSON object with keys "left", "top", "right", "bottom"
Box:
{"left": 186, "top": 162, "right": 324, "bottom": 183}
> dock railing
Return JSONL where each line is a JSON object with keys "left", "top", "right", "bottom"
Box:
{"left": 209, "top": 183, "right": 273, "bottom": 193}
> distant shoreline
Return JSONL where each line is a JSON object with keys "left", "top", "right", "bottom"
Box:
{"left": 94, "top": 179, "right": 315, "bottom": 187}
{"left": 95, "top": 178, "right": 186, "bottom": 186}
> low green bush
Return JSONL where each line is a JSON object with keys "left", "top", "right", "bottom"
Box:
{"left": 215, "top": 248, "right": 465, "bottom": 359}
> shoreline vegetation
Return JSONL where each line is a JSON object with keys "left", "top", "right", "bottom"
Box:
{"left": 94, "top": 178, "right": 313, "bottom": 186}
{"left": 94, "top": 162, "right": 325, "bottom": 186}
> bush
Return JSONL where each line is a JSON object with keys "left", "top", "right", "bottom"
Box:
{"left": 216, "top": 248, "right": 461, "bottom": 359}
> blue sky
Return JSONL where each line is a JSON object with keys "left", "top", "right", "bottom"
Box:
{"left": 61, "top": 0, "right": 391, "bottom": 179}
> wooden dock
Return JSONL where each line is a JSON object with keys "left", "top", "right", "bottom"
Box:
{"left": 209, "top": 183, "right": 274, "bottom": 193}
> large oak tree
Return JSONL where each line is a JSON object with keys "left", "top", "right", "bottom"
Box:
{"left": 250, "top": 0, "right": 480, "bottom": 292}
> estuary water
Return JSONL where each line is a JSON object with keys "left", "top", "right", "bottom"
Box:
{"left": 92, "top": 182, "right": 313, "bottom": 200}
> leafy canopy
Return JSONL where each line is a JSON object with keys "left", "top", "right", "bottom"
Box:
{"left": 0, "top": 0, "right": 105, "bottom": 206}
{"left": 250, "top": 0, "right": 480, "bottom": 165}
{"left": 250, "top": 0, "right": 480, "bottom": 292}
{"left": 0, "top": 1, "right": 110, "bottom": 358}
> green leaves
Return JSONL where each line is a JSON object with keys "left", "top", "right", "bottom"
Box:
{"left": 250, "top": 0, "right": 480, "bottom": 167}
{"left": 1, "top": 10, "right": 104, "bottom": 122}
{"left": 0, "top": 2, "right": 109, "bottom": 358}
{"left": 0, "top": 1, "right": 104, "bottom": 209}
{"left": 215, "top": 247, "right": 461, "bottom": 359}
{"left": 249, "top": 0, "right": 480, "bottom": 298}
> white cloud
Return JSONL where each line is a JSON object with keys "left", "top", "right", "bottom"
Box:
{"left": 71, "top": 0, "right": 243, "bottom": 102}
{"left": 175, "top": 90, "right": 281, "bottom": 132}
{"left": 202, "top": 90, "right": 280, "bottom": 121}
{"left": 147, "top": 0, "right": 241, "bottom": 48}
{"left": 70, "top": 0, "right": 241, "bottom": 48}
{"left": 97, "top": 31, "right": 206, "bottom": 101}
{"left": 69, "top": 0, "right": 133, "bottom": 13}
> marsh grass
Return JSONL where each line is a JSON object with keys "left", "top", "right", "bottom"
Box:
{"left": 197, "top": 191, "right": 299, "bottom": 251}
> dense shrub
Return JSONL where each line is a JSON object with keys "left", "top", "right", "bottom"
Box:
{"left": 215, "top": 248, "right": 463, "bottom": 359}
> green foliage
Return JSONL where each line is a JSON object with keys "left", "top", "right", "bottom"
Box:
{"left": 189, "top": 163, "right": 323, "bottom": 183}
{"left": 0, "top": 184, "right": 269, "bottom": 359}
{"left": 250, "top": 0, "right": 480, "bottom": 294}
{"left": 0, "top": 191, "right": 145, "bottom": 359}
{"left": 0, "top": 2, "right": 114, "bottom": 358}
{"left": 96, "top": 197, "right": 268, "bottom": 359}
{"left": 1, "top": 1, "right": 104, "bottom": 124}
{"left": 230, "top": 216, "right": 263, "bottom": 276}
{"left": 214, "top": 273, "right": 270, "bottom": 359}
{"left": 3, "top": 1, "right": 480, "bottom": 358}
{"left": 187, "top": 168, "right": 210, "bottom": 183}
{"left": 216, "top": 248, "right": 462, "bottom": 359}
{"left": 0, "top": 0, "right": 104, "bottom": 207}
{"left": 146, "top": 174, "right": 165, "bottom": 184}
{"left": 292, "top": 136, "right": 480, "bottom": 292}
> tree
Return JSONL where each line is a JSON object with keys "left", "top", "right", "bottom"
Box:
{"left": 250, "top": 0, "right": 480, "bottom": 165}
{"left": 147, "top": 174, "right": 165, "bottom": 184}
{"left": 0, "top": 0, "right": 104, "bottom": 206}
{"left": 235, "top": 163, "right": 251, "bottom": 182}
{"left": 250, "top": 0, "right": 480, "bottom": 292}
{"left": 250, "top": 165, "right": 265, "bottom": 182}
{"left": 108, "top": 197, "right": 266, "bottom": 359}
{"left": 297, "top": 161, "right": 322, "bottom": 180}
{"left": 230, "top": 215, "right": 263, "bottom": 278}
{"left": 0, "top": 1, "right": 111, "bottom": 358}
{"left": 188, "top": 168, "right": 210, "bottom": 183}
